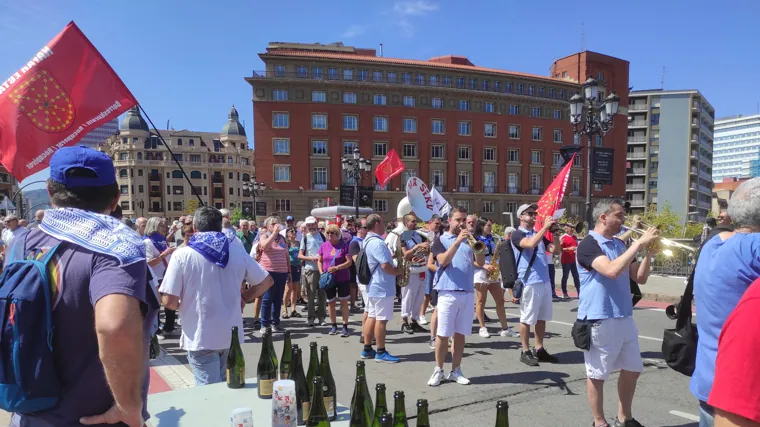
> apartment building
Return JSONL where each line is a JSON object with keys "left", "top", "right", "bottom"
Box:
{"left": 713, "top": 114, "right": 760, "bottom": 181}
{"left": 247, "top": 42, "right": 630, "bottom": 222}
{"left": 625, "top": 89, "right": 715, "bottom": 222}
{"left": 101, "top": 106, "right": 254, "bottom": 219}
{"left": 79, "top": 117, "right": 118, "bottom": 147}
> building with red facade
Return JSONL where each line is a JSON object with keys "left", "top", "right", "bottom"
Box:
{"left": 247, "top": 42, "right": 629, "bottom": 222}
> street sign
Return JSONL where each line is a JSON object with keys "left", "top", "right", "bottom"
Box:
{"left": 592, "top": 147, "right": 615, "bottom": 185}
{"left": 339, "top": 185, "right": 374, "bottom": 208}
{"left": 184, "top": 199, "right": 199, "bottom": 215}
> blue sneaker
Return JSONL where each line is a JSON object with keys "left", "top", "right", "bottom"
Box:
{"left": 328, "top": 325, "right": 338, "bottom": 335}
{"left": 361, "top": 349, "right": 376, "bottom": 359}
{"left": 375, "top": 351, "right": 401, "bottom": 363}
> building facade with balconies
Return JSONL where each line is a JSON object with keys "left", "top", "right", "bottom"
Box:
{"left": 248, "top": 42, "right": 629, "bottom": 222}
{"left": 713, "top": 114, "right": 760, "bottom": 181}
{"left": 625, "top": 89, "right": 714, "bottom": 222}
{"left": 100, "top": 106, "right": 254, "bottom": 219}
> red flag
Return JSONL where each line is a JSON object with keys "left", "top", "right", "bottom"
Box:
{"left": 374, "top": 148, "right": 405, "bottom": 187}
{"left": 535, "top": 153, "right": 576, "bottom": 240}
{"left": 0, "top": 21, "right": 137, "bottom": 181}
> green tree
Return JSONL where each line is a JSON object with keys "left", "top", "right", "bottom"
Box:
{"left": 230, "top": 207, "right": 246, "bottom": 224}
{"left": 627, "top": 203, "right": 683, "bottom": 238}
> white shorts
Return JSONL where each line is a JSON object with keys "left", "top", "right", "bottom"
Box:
{"left": 519, "top": 282, "right": 553, "bottom": 325}
{"left": 473, "top": 267, "right": 499, "bottom": 284}
{"left": 358, "top": 284, "right": 369, "bottom": 312}
{"left": 584, "top": 316, "right": 643, "bottom": 380}
{"left": 436, "top": 291, "right": 475, "bottom": 338}
{"left": 366, "top": 296, "right": 395, "bottom": 321}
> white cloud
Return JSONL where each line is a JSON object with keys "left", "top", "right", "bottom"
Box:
{"left": 341, "top": 25, "right": 367, "bottom": 39}
{"left": 393, "top": 0, "right": 438, "bottom": 16}
{"left": 395, "top": 20, "right": 415, "bottom": 38}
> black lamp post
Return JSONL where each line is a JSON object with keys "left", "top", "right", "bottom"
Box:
{"left": 242, "top": 176, "right": 265, "bottom": 225}
{"left": 569, "top": 77, "right": 620, "bottom": 229}
{"left": 342, "top": 147, "right": 372, "bottom": 218}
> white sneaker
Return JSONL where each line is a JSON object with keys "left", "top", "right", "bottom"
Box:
{"left": 447, "top": 367, "right": 471, "bottom": 385}
{"left": 429, "top": 336, "right": 436, "bottom": 350}
{"left": 260, "top": 327, "right": 267, "bottom": 335}
{"left": 418, "top": 317, "right": 428, "bottom": 326}
{"left": 427, "top": 367, "right": 445, "bottom": 387}
{"left": 270, "top": 325, "right": 281, "bottom": 333}
{"left": 426, "top": 306, "right": 435, "bottom": 313}
{"left": 500, "top": 327, "right": 519, "bottom": 338}
{"left": 478, "top": 327, "right": 490, "bottom": 338}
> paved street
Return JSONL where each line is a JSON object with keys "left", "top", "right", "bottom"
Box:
{"left": 154, "top": 292, "right": 699, "bottom": 427}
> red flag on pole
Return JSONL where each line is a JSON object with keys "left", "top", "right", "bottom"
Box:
{"left": 535, "top": 153, "right": 577, "bottom": 239}
{"left": 0, "top": 21, "right": 137, "bottom": 181}
{"left": 374, "top": 148, "right": 405, "bottom": 187}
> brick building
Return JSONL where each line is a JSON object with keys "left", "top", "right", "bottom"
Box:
{"left": 247, "top": 42, "right": 629, "bottom": 222}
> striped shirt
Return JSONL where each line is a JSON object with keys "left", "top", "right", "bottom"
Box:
{"left": 258, "top": 234, "right": 290, "bottom": 273}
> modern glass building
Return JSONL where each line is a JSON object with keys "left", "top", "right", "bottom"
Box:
{"left": 713, "top": 114, "right": 760, "bottom": 181}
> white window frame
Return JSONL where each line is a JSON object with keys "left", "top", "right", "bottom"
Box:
{"left": 313, "top": 167, "right": 328, "bottom": 187}
{"left": 532, "top": 106, "right": 541, "bottom": 117}
{"left": 312, "top": 140, "right": 327, "bottom": 156}
{"left": 484, "top": 171, "right": 496, "bottom": 190}
{"left": 509, "top": 104, "right": 519, "bottom": 115}
{"left": 274, "top": 165, "right": 291, "bottom": 182}
{"left": 508, "top": 173, "right": 519, "bottom": 192}
{"left": 275, "top": 199, "right": 291, "bottom": 212}
{"left": 373, "top": 142, "right": 388, "bottom": 157}
{"left": 312, "top": 113, "right": 327, "bottom": 130}
{"left": 508, "top": 149, "right": 520, "bottom": 163}
{"left": 553, "top": 129, "right": 562, "bottom": 143}
{"left": 484, "top": 102, "right": 494, "bottom": 113}
{"left": 531, "top": 150, "right": 542, "bottom": 165}
{"left": 343, "top": 68, "right": 353, "bottom": 80}
{"left": 402, "top": 143, "right": 418, "bottom": 158}
{"left": 432, "top": 119, "right": 445, "bottom": 135}
{"left": 401, "top": 169, "right": 417, "bottom": 185}
{"left": 573, "top": 155, "right": 582, "bottom": 166}
{"left": 343, "top": 92, "right": 357, "bottom": 104}
{"left": 373, "top": 116, "right": 388, "bottom": 132}
{"left": 459, "top": 100, "right": 470, "bottom": 111}
{"left": 509, "top": 125, "right": 520, "bottom": 139}
{"left": 273, "top": 89, "right": 288, "bottom": 101}
{"left": 456, "top": 200, "right": 470, "bottom": 211}
{"left": 403, "top": 96, "right": 416, "bottom": 107}
{"left": 343, "top": 141, "right": 358, "bottom": 156}
{"left": 553, "top": 152, "right": 562, "bottom": 166}
{"left": 402, "top": 117, "right": 418, "bottom": 133}
{"left": 431, "top": 144, "right": 444, "bottom": 159}
{"left": 532, "top": 127, "right": 543, "bottom": 141}
{"left": 458, "top": 121, "right": 472, "bottom": 136}
{"left": 483, "top": 200, "right": 495, "bottom": 214}
{"left": 373, "top": 199, "right": 388, "bottom": 212}
{"left": 531, "top": 173, "right": 541, "bottom": 190}
{"left": 432, "top": 97, "right": 443, "bottom": 109}
{"left": 273, "top": 138, "right": 290, "bottom": 155}
{"left": 553, "top": 109, "right": 562, "bottom": 120}
{"left": 373, "top": 94, "right": 387, "bottom": 105}
{"left": 484, "top": 122, "right": 496, "bottom": 138}
{"left": 432, "top": 170, "right": 444, "bottom": 187}
{"left": 343, "top": 115, "right": 358, "bottom": 131}
{"left": 572, "top": 176, "right": 580, "bottom": 191}
{"left": 273, "top": 112, "right": 289, "bottom": 129}
{"left": 458, "top": 145, "right": 471, "bottom": 160}
{"left": 311, "top": 91, "right": 326, "bottom": 102}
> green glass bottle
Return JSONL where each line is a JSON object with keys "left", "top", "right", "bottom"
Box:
{"left": 495, "top": 400, "right": 510, "bottom": 427}
{"left": 226, "top": 326, "right": 245, "bottom": 389}
{"left": 380, "top": 413, "right": 393, "bottom": 427}
{"left": 415, "top": 399, "right": 430, "bottom": 427}
{"left": 306, "top": 377, "right": 331, "bottom": 427}
{"left": 306, "top": 342, "right": 320, "bottom": 397}
{"left": 257, "top": 327, "right": 277, "bottom": 399}
{"left": 266, "top": 326, "right": 278, "bottom": 373}
{"left": 351, "top": 361, "right": 373, "bottom": 413}
{"left": 392, "top": 391, "right": 408, "bottom": 427}
{"left": 293, "top": 346, "right": 311, "bottom": 426}
{"left": 371, "top": 384, "right": 387, "bottom": 427}
{"left": 319, "top": 346, "right": 337, "bottom": 421}
{"left": 280, "top": 330, "right": 293, "bottom": 380}
{"left": 350, "top": 376, "right": 373, "bottom": 427}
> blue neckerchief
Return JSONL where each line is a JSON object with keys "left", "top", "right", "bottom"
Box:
{"left": 187, "top": 231, "right": 230, "bottom": 267}
{"left": 148, "top": 232, "right": 168, "bottom": 252}
{"left": 39, "top": 208, "right": 145, "bottom": 266}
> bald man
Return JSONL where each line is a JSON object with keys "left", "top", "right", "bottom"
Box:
{"left": 136, "top": 217, "right": 147, "bottom": 237}
{"left": 27, "top": 210, "right": 45, "bottom": 230}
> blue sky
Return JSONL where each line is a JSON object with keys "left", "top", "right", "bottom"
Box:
{"left": 1, "top": 0, "right": 758, "bottom": 189}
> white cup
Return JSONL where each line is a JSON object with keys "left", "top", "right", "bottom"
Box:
{"left": 272, "top": 379, "right": 296, "bottom": 427}
{"left": 230, "top": 407, "right": 253, "bottom": 427}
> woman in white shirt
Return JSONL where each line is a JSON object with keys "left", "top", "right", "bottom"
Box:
{"left": 145, "top": 217, "right": 176, "bottom": 336}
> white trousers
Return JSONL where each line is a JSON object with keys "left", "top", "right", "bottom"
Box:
{"left": 401, "top": 271, "right": 426, "bottom": 321}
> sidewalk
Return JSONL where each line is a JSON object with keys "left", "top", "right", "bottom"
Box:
{"left": 554, "top": 266, "right": 688, "bottom": 304}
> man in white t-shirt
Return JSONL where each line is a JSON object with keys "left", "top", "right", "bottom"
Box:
{"left": 298, "top": 216, "right": 327, "bottom": 326}
{"left": 160, "top": 207, "right": 273, "bottom": 386}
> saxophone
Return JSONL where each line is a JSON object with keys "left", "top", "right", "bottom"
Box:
{"left": 394, "top": 232, "right": 410, "bottom": 288}
{"left": 486, "top": 239, "right": 502, "bottom": 282}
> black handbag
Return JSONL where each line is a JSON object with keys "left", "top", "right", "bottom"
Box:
{"left": 661, "top": 263, "right": 698, "bottom": 376}
{"left": 512, "top": 249, "right": 538, "bottom": 299}
{"left": 571, "top": 317, "right": 594, "bottom": 350}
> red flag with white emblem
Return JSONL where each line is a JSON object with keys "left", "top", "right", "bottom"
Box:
{"left": 374, "top": 149, "right": 405, "bottom": 187}
{"left": 0, "top": 21, "right": 137, "bottom": 181}
{"left": 535, "top": 153, "right": 577, "bottom": 239}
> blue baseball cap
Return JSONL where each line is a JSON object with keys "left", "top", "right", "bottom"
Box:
{"left": 286, "top": 215, "right": 294, "bottom": 221}
{"left": 49, "top": 146, "right": 116, "bottom": 188}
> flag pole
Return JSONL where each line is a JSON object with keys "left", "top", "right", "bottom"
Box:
{"left": 137, "top": 104, "right": 204, "bottom": 206}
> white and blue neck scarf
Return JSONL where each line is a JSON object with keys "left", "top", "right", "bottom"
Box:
{"left": 147, "top": 232, "right": 168, "bottom": 252}
{"left": 188, "top": 231, "right": 229, "bottom": 268}
{"left": 39, "top": 208, "right": 145, "bottom": 266}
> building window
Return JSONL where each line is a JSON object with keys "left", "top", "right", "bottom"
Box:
{"left": 458, "top": 172, "right": 471, "bottom": 191}
{"left": 468, "top": 78, "right": 477, "bottom": 89}
{"left": 403, "top": 96, "right": 415, "bottom": 107}
{"left": 560, "top": 89, "right": 566, "bottom": 99}
{"left": 415, "top": 73, "right": 424, "bottom": 85}
{"left": 509, "top": 125, "right": 520, "bottom": 139}
{"left": 387, "top": 72, "right": 396, "bottom": 83}
{"left": 483, "top": 200, "right": 495, "bottom": 213}
{"left": 484, "top": 102, "right": 494, "bottom": 113}
{"left": 275, "top": 199, "right": 291, "bottom": 212}
{"left": 312, "top": 67, "right": 323, "bottom": 79}
{"left": 572, "top": 176, "right": 580, "bottom": 191}
{"left": 458, "top": 121, "right": 472, "bottom": 136}
{"left": 273, "top": 138, "right": 290, "bottom": 155}
{"left": 173, "top": 186, "right": 184, "bottom": 195}
{"left": 328, "top": 67, "right": 338, "bottom": 79}
{"left": 190, "top": 154, "right": 201, "bottom": 162}
{"left": 274, "top": 165, "right": 291, "bottom": 182}
{"left": 432, "top": 97, "right": 443, "bottom": 109}
{"left": 505, "top": 82, "right": 512, "bottom": 93}
{"left": 313, "top": 167, "right": 327, "bottom": 189}
{"left": 443, "top": 76, "right": 452, "bottom": 86}
{"left": 597, "top": 72, "right": 605, "bottom": 81}
{"left": 458, "top": 145, "right": 471, "bottom": 160}
{"left": 431, "top": 144, "right": 444, "bottom": 159}
{"left": 274, "top": 65, "right": 285, "bottom": 77}
{"left": 343, "top": 68, "right": 353, "bottom": 80}
{"left": 401, "top": 72, "right": 411, "bottom": 84}
{"left": 482, "top": 80, "right": 490, "bottom": 91}
{"left": 312, "top": 113, "right": 327, "bottom": 130}
{"left": 553, "top": 152, "right": 562, "bottom": 166}
{"left": 531, "top": 107, "right": 541, "bottom": 117}
{"left": 553, "top": 109, "right": 562, "bottom": 120}
{"left": 357, "top": 69, "right": 368, "bottom": 81}
{"left": 312, "top": 140, "right": 327, "bottom": 156}
{"left": 506, "top": 201, "right": 517, "bottom": 212}
{"left": 273, "top": 89, "right": 288, "bottom": 101}
{"left": 508, "top": 149, "right": 520, "bottom": 163}
{"left": 402, "top": 118, "right": 417, "bottom": 133}
{"left": 432, "top": 119, "right": 445, "bottom": 135}
{"left": 373, "top": 94, "right": 387, "bottom": 105}
{"left": 402, "top": 143, "right": 418, "bottom": 158}
{"left": 120, "top": 185, "right": 129, "bottom": 195}
{"left": 343, "top": 92, "right": 356, "bottom": 104}
{"left": 484, "top": 123, "right": 496, "bottom": 138}
{"left": 456, "top": 77, "right": 464, "bottom": 88}
{"left": 508, "top": 173, "right": 519, "bottom": 192}
{"left": 456, "top": 200, "right": 470, "bottom": 210}
{"left": 373, "top": 116, "right": 388, "bottom": 132}
{"left": 374, "top": 142, "right": 387, "bottom": 157}
{"left": 539, "top": 87, "right": 545, "bottom": 97}
{"left": 343, "top": 141, "right": 358, "bottom": 156}
{"left": 528, "top": 85, "right": 535, "bottom": 96}
{"left": 594, "top": 183, "right": 603, "bottom": 191}
{"left": 343, "top": 115, "right": 358, "bottom": 131}
{"left": 273, "top": 112, "right": 289, "bottom": 128}
{"left": 573, "top": 155, "right": 581, "bottom": 167}
{"left": 531, "top": 174, "right": 541, "bottom": 190}
{"left": 553, "top": 129, "right": 562, "bottom": 143}
{"left": 401, "top": 169, "right": 417, "bottom": 185}
{"left": 483, "top": 171, "right": 496, "bottom": 191}
{"left": 374, "top": 199, "right": 388, "bottom": 212}
{"left": 373, "top": 70, "right": 383, "bottom": 82}
{"left": 509, "top": 104, "right": 519, "bottom": 115}
{"left": 549, "top": 88, "right": 556, "bottom": 98}
{"left": 483, "top": 147, "right": 496, "bottom": 162}
{"left": 459, "top": 100, "right": 470, "bottom": 111}
{"left": 311, "top": 91, "right": 326, "bottom": 102}
{"left": 573, "top": 134, "right": 581, "bottom": 145}
{"left": 517, "top": 84, "right": 524, "bottom": 94}
{"left": 432, "top": 170, "right": 444, "bottom": 188}
{"left": 531, "top": 150, "right": 542, "bottom": 164}
{"left": 532, "top": 127, "right": 543, "bottom": 141}
{"left": 294, "top": 65, "right": 306, "bottom": 78}
{"left": 596, "top": 135, "right": 603, "bottom": 147}
{"left": 429, "top": 75, "right": 439, "bottom": 86}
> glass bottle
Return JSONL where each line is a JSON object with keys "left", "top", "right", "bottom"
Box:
{"left": 392, "top": 391, "right": 408, "bottom": 427}
{"left": 280, "top": 330, "right": 293, "bottom": 380}
{"left": 349, "top": 376, "right": 373, "bottom": 427}
{"left": 257, "top": 327, "right": 277, "bottom": 399}
{"left": 415, "top": 399, "right": 430, "bottom": 427}
{"left": 306, "top": 377, "right": 331, "bottom": 427}
{"left": 371, "top": 383, "right": 387, "bottom": 427}
{"left": 495, "top": 400, "right": 510, "bottom": 427}
{"left": 293, "top": 346, "right": 311, "bottom": 426}
{"left": 306, "top": 342, "right": 320, "bottom": 397}
{"left": 319, "top": 346, "right": 337, "bottom": 421}
{"left": 226, "top": 326, "right": 245, "bottom": 388}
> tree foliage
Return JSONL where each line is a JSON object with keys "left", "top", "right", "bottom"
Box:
{"left": 230, "top": 207, "right": 246, "bottom": 224}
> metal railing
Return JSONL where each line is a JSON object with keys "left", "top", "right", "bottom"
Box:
{"left": 651, "top": 251, "right": 694, "bottom": 277}
{"left": 626, "top": 152, "right": 646, "bottom": 159}
{"left": 483, "top": 186, "right": 496, "bottom": 193}
{"left": 570, "top": 189, "right": 581, "bottom": 196}
{"left": 628, "top": 136, "right": 647, "bottom": 142}
{"left": 627, "top": 199, "right": 645, "bottom": 207}
{"left": 507, "top": 186, "right": 520, "bottom": 194}
{"left": 457, "top": 185, "right": 473, "bottom": 193}
{"left": 432, "top": 185, "right": 446, "bottom": 192}
{"left": 631, "top": 168, "right": 646, "bottom": 175}
{"left": 528, "top": 187, "right": 542, "bottom": 195}
{"left": 313, "top": 183, "right": 328, "bottom": 191}
{"left": 626, "top": 183, "right": 645, "bottom": 190}
{"left": 628, "top": 104, "right": 648, "bottom": 111}
{"left": 629, "top": 120, "right": 647, "bottom": 127}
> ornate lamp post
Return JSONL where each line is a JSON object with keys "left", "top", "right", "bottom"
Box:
{"left": 242, "top": 176, "right": 265, "bottom": 225}
{"left": 569, "top": 77, "right": 620, "bottom": 228}
{"left": 341, "top": 147, "right": 372, "bottom": 218}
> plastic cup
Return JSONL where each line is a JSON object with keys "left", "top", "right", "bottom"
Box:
{"left": 272, "top": 379, "right": 296, "bottom": 427}
{"left": 230, "top": 407, "right": 253, "bottom": 427}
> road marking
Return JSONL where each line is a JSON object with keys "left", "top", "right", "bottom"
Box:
{"left": 669, "top": 410, "right": 700, "bottom": 422}
{"left": 150, "top": 349, "right": 195, "bottom": 390}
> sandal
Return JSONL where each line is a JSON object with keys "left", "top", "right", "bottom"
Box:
{"left": 282, "top": 311, "right": 290, "bottom": 319}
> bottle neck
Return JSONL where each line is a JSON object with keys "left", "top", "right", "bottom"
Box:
{"left": 231, "top": 327, "right": 240, "bottom": 345}
{"left": 356, "top": 363, "right": 366, "bottom": 378}
{"left": 375, "top": 390, "right": 387, "bottom": 409}
{"left": 394, "top": 396, "right": 406, "bottom": 416}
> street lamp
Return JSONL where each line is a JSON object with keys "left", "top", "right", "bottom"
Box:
{"left": 569, "top": 77, "right": 620, "bottom": 229}
{"left": 242, "top": 176, "right": 265, "bottom": 225}
{"left": 342, "top": 147, "right": 372, "bottom": 218}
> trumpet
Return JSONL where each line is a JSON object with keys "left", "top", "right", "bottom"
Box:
{"left": 459, "top": 225, "right": 486, "bottom": 254}
{"left": 627, "top": 222, "right": 696, "bottom": 256}
{"left": 548, "top": 222, "right": 584, "bottom": 234}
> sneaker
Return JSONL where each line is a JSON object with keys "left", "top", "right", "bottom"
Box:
{"left": 253, "top": 319, "right": 261, "bottom": 329}
{"left": 484, "top": 314, "right": 492, "bottom": 323}
{"left": 328, "top": 325, "right": 338, "bottom": 335}
{"left": 341, "top": 325, "right": 350, "bottom": 337}
{"left": 290, "top": 310, "right": 302, "bottom": 318}
{"left": 360, "top": 349, "right": 377, "bottom": 359}
{"left": 447, "top": 367, "right": 471, "bottom": 385}
{"left": 270, "top": 325, "right": 282, "bottom": 333}
{"left": 552, "top": 294, "right": 562, "bottom": 301}
{"left": 320, "top": 320, "right": 328, "bottom": 326}
{"left": 359, "top": 335, "right": 364, "bottom": 344}
{"left": 429, "top": 336, "right": 436, "bottom": 350}
{"left": 375, "top": 351, "right": 401, "bottom": 363}
{"left": 259, "top": 327, "right": 267, "bottom": 335}
{"left": 427, "top": 367, "right": 445, "bottom": 387}
{"left": 307, "top": 321, "right": 315, "bottom": 327}
{"left": 613, "top": 418, "right": 644, "bottom": 427}
{"left": 418, "top": 317, "right": 429, "bottom": 326}
{"left": 410, "top": 321, "right": 428, "bottom": 333}
{"left": 401, "top": 323, "right": 414, "bottom": 335}
{"left": 499, "top": 327, "right": 519, "bottom": 338}
{"left": 426, "top": 306, "right": 435, "bottom": 313}
{"left": 478, "top": 327, "right": 490, "bottom": 338}
{"left": 533, "top": 347, "right": 559, "bottom": 363}
{"left": 520, "top": 350, "right": 540, "bottom": 367}
{"left": 300, "top": 306, "right": 308, "bottom": 312}
{"left": 562, "top": 293, "right": 570, "bottom": 300}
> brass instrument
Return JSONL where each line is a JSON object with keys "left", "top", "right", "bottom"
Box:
{"left": 486, "top": 240, "right": 502, "bottom": 282}
{"left": 393, "top": 232, "right": 410, "bottom": 288}
{"left": 549, "top": 222, "right": 584, "bottom": 234}
{"left": 460, "top": 226, "right": 486, "bottom": 254}
{"left": 627, "top": 221, "right": 696, "bottom": 256}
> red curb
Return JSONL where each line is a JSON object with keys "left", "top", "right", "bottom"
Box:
{"left": 148, "top": 367, "right": 173, "bottom": 394}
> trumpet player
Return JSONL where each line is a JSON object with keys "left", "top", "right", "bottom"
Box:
{"left": 399, "top": 214, "right": 430, "bottom": 334}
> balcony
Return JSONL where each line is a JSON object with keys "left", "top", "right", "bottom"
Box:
{"left": 692, "top": 102, "right": 699, "bottom": 111}
{"left": 701, "top": 122, "right": 712, "bottom": 135}
{"left": 313, "top": 183, "right": 328, "bottom": 191}
{"left": 690, "top": 199, "right": 697, "bottom": 206}
{"left": 628, "top": 104, "right": 648, "bottom": 112}
{"left": 627, "top": 136, "right": 646, "bottom": 145}
{"left": 212, "top": 193, "right": 224, "bottom": 199}
{"left": 690, "top": 182, "right": 697, "bottom": 190}
{"left": 149, "top": 174, "right": 161, "bottom": 181}
{"left": 506, "top": 186, "right": 520, "bottom": 194}
{"left": 432, "top": 185, "right": 446, "bottom": 192}
{"left": 626, "top": 152, "right": 646, "bottom": 159}
{"left": 528, "top": 188, "right": 542, "bottom": 195}
{"left": 212, "top": 177, "right": 224, "bottom": 184}
{"left": 149, "top": 191, "right": 162, "bottom": 197}
{"left": 627, "top": 199, "right": 645, "bottom": 207}
{"left": 374, "top": 184, "right": 388, "bottom": 191}
{"left": 699, "top": 169, "right": 712, "bottom": 180}
{"left": 699, "top": 184, "right": 712, "bottom": 194}
{"left": 483, "top": 186, "right": 496, "bottom": 194}
{"left": 630, "top": 168, "right": 647, "bottom": 176}
{"left": 456, "top": 185, "right": 473, "bottom": 193}
{"left": 629, "top": 120, "right": 647, "bottom": 128}
{"left": 690, "top": 167, "right": 698, "bottom": 175}
{"left": 626, "top": 183, "right": 646, "bottom": 191}
{"left": 691, "top": 150, "right": 698, "bottom": 159}
{"left": 570, "top": 189, "right": 581, "bottom": 196}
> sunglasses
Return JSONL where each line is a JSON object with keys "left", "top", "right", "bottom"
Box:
{"left": 522, "top": 212, "right": 537, "bottom": 217}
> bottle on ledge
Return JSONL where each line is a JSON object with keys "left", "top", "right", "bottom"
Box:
{"left": 415, "top": 399, "right": 430, "bottom": 427}
{"left": 226, "top": 326, "right": 245, "bottom": 389}
{"left": 495, "top": 400, "right": 510, "bottom": 427}
{"left": 392, "top": 391, "right": 408, "bottom": 427}
{"left": 293, "top": 346, "right": 311, "bottom": 426}
{"left": 306, "top": 342, "right": 320, "bottom": 397}
{"left": 351, "top": 360, "right": 373, "bottom": 413}
{"left": 320, "top": 346, "right": 337, "bottom": 421}
{"left": 350, "top": 376, "right": 373, "bottom": 427}
{"left": 280, "top": 330, "right": 293, "bottom": 380}
{"left": 257, "top": 327, "right": 277, "bottom": 399}
{"left": 371, "top": 383, "right": 387, "bottom": 427}
{"left": 266, "top": 326, "right": 278, "bottom": 371}
{"left": 380, "top": 413, "right": 393, "bottom": 427}
{"left": 307, "top": 377, "right": 331, "bottom": 427}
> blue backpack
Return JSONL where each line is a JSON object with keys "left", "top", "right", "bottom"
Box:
{"left": 0, "top": 238, "right": 62, "bottom": 413}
